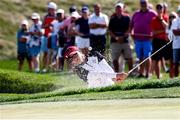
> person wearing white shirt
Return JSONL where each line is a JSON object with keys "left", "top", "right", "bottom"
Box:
{"left": 49, "top": 9, "right": 65, "bottom": 71}
{"left": 64, "top": 46, "right": 128, "bottom": 88}
{"left": 171, "top": 6, "right": 180, "bottom": 77}
{"left": 29, "top": 13, "right": 43, "bottom": 73}
{"left": 88, "top": 4, "right": 109, "bottom": 54}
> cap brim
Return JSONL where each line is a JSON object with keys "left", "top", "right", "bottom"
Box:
{"left": 66, "top": 51, "right": 78, "bottom": 58}
{"left": 31, "top": 17, "right": 38, "bottom": 19}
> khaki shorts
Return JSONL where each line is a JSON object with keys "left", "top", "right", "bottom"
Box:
{"left": 110, "top": 43, "right": 133, "bottom": 60}
{"left": 75, "top": 36, "right": 90, "bottom": 49}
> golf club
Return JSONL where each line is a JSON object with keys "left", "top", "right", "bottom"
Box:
{"left": 128, "top": 38, "right": 173, "bottom": 75}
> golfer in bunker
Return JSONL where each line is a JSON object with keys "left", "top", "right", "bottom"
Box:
{"left": 64, "top": 46, "right": 128, "bottom": 88}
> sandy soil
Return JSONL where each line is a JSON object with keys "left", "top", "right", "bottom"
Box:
{"left": 1, "top": 98, "right": 180, "bottom": 120}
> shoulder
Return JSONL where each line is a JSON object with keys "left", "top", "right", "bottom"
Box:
{"left": 149, "top": 9, "right": 157, "bottom": 16}
{"left": 76, "top": 17, "right": 82, "bottom": 23}
{"left": 38, "top": 21, "right": 42, "bottom": 25}
{"left": 89, "top": 13, "right": 95, "bottom": 18}
{"left": 110, "top": 14, "right": 116, "bottom": 20}
{"left": 172, "top": 18, "right": 179, "bottom": 26}
{"left": 88, "top": 51, "right": 105, "bottom": 62}
{"left": 100, "top": 13, "right": 108, "bottom": 19}
{"left": 122, "top": 14, "right": 130, "bottom": 20}
{"left": 132, "top": 10, "right": 141, "bottom": 16}
{"left": 131, "top": 10, "right": 141, "bottom": 19}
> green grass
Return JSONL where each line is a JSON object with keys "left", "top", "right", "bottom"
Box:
{"left": 0, "top": 59, "right": 180, "bottom": 104}
{"left": 1, "top": 87, "right": 180, "bottom": 104}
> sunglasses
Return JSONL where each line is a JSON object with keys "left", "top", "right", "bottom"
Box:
{"left": 169, "top": 16, "right": 176, "bottom": 19}
{"left": 156, "top": 6, "right": 163, "bottom": 10}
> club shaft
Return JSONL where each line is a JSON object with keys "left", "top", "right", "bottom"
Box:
{"left": 128, "top": 40, "right": 172, "bottom": 75}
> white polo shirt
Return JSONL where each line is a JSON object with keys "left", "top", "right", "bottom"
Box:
{"left": 29, "top": 21, "right": 42, "bottom": 47}
{"left": 74, "top": 52, "right": 116, "bottom": 88}
{"left": 88, "top": 13, "right": 109, "bottom": 35}
{"left": 51, "top": 20, "right": 64, "bottom": 35}
{"left": 171, "top": 17, "right": 180, "bottom": 49}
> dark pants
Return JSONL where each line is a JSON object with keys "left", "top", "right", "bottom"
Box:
{"left": 152, "top": 38, "right": 172, "bottom": 61}
{"left": 90, "top": 34, "right": 106, "bottom": 54}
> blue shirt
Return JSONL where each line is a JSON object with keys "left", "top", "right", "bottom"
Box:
{"left": 17, "top": 29, "right": 29, "bottom": 53}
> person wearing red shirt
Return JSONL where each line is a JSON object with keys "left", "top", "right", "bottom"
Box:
{"left": 41, "top": 2, "right": 57, "bottom": 73}
{"left": 151, "top": 3, "right": 172, "bottom": 79}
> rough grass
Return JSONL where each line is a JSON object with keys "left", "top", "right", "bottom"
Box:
{"left": 0, "top": 59, "right": 180, "bottom": 103}
{"left": 0, "top": 66, "right": 180, "bottom": 103}
{"left": 0, "top": 69, "right": 58, "bottom": 93}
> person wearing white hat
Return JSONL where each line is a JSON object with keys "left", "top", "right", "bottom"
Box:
{"left": 72, "top": 6, "right": 90, "bottom": 56}
{"left": 48, "top": 9, "right": 65, "bottom": 71}
{"left": 17, "top": 20, "right": 32, "bottom": 71}
{"left": 60, "top": 10, "right": 81, "bottom": 54}
{"left": 28, "top": 13, "right": 43, "bottom": 73}
{"left": 48, "top": 2, "right": 57, "bottom": 10}
{"left": 41, "top": 2, "right": 57, "bottom": 73}
{"left": 171, "top": 5, "right": 180, "bottom": 77}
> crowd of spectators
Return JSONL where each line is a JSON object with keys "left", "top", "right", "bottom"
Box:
{"left": 16, "top": 0, "right": 180, "bottom": 78}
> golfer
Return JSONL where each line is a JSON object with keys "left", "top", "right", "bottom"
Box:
{"left": 64, "top": 46, "right": 128, "bottom": 88}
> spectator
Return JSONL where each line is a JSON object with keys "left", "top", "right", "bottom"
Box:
{"left": 64, "top": 46, "right": 128, "bottom": 88}
{"left": 168, "top": 12, "right": 178, "bottom": 30}
{"left": 41, "top": 1, "right": 57, "bottom": 73}
{"left": 163, "top": 2, "right": 168, "bottom": 16}
{"left": 17, "top": 20, "right": 32, "bottom": 71}
{"left": 130, "top": 0, "right": 156, "bottom": 79}
{"left": 29, "top": 13, "right": 43, "bottom": 73}
{"left": 108, "top": 3, "right": 133, "bottom": 73}
{"left": 69, "top": 5, "right": 77, "bottom": 14}
{"left": 148, "top": 3, "right": 154, "bottom": 10}
{"left": 73, "top": 6, "right": 90, "bottom": 56}
{"left": 61, "top": 11, "right": 81, "bottom": 47}
{"left": 171, "top": 6, "right": 180, "bottom": 77}
{"left": 49, "top": 9, "right": 65, "bottom": 71}
{"left": 167, "top": 11, "right": 178, "bottom": 78}
{"left": 88, "top": 4, "right": 109, "bottom": 55}
{"left": 151, "top": 3, "right": 172, "bottom": 79}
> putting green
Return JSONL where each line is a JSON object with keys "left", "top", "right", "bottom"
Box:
{"left": 1, "top": 98, "right": 180, "bottom": 120}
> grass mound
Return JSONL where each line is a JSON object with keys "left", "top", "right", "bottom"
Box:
{"left": 0, "top": 69, "right": 57, "bottom": 93}
{"left": 44, "top": 78, "right": 180, "bottom": 97}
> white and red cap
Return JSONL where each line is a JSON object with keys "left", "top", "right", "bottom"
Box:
{"left": 64, "top": 46, "right": 78, "bottom": 58}
{"left": 47, "top": 2, "right": 57, "bottom": 10}
{"left": 115, "top": 3, "right": 124, "bottom": 8}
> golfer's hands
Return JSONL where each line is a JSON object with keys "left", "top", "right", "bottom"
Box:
{"left": 116, "top": 72, "right": 128, "bottom": 82}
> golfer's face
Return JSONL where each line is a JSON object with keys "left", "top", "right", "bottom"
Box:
{"left": 69, "top": 53, "right": 83, "bottom": 67}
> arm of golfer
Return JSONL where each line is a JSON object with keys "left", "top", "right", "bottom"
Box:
{"left": 88, "top": 71, "right": 128, "bottom": 82}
